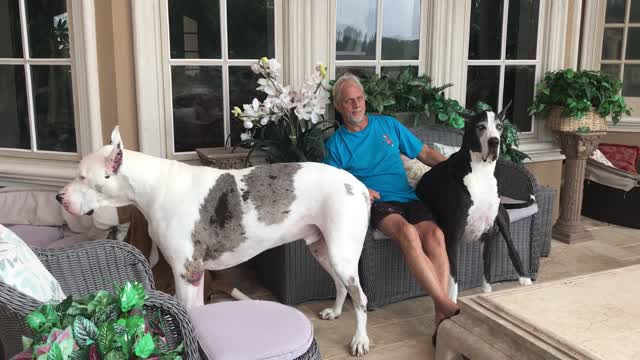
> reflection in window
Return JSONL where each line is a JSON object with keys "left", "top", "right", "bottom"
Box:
{"left": 167, "top": 0, "right": 276, "bottom": 153}
{"left": 466, "top": 0, "right": 540, "bottom": 132}
{"left": 600, "top": 0, "right": 640, "bottom": 102}
{"left": 336, "top": 0, "right": 377, "bottom": 60}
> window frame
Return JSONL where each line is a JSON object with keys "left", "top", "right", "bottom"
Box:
{"left": 134, "top": 0, "right": 283, "bottom": 161}
{"left": 462, "top": 0, "right": 546, "bottom": 138}
{"left": 330, "top": 0, "right": 428, "bottom": 78}
{"left": 580, "top": 0, "right": 640, "bottom": 132}
{"left": 0, "top": 0, "right": 103, "bottom": 187}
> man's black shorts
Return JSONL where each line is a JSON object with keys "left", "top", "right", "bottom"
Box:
{"left": 370, "top": 200, "right": 435, "bottom": 228}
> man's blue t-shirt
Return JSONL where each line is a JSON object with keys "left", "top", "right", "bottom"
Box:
{"left": 324, "top": 115, "right": 424, "bottom": 203}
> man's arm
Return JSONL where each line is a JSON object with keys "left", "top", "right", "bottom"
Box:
{"left": 416, "top": 144, "right": 446, "bottom": 167}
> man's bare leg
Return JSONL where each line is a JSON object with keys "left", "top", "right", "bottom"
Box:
{"left": 415, "top": 220, "right": 452, "bottom": 323}
{"left": 377, "top": 214, "right": 459, "bottom": 320}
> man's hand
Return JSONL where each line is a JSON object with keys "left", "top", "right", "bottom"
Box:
{"left": 368, "top": 189, "right": 380, "bottom": 203}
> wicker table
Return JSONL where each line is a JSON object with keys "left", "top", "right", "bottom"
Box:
{"left": 436, "top": 265, "right": 640, "bottom": 360}
{"left": 195, "top": 147, "right": 267, "bottom": 169}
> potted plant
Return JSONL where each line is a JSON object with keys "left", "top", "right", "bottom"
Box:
{"left": 232, "top": 58, "right": 334, "bottom": 164}
{"left": 12, "top": 281, "right": 184, "bottom": 360}
{"left": 528, "top": 69, "right": 631, "bottom": 132}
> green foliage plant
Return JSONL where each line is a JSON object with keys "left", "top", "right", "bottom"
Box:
{"left": 528, "top": 69, "right": 631, "bottom": 125}
{"left": 12, "top": 281, "right": 183, "bottom": 360}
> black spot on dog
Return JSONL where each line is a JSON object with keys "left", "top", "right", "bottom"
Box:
{"left": 241, "top": 189, "right": 251, "bottom": 202}
{"left": 190, "top": 173, "right": 246, "bottom": 263}
{"left": 242, "top": 163, "right": 301, "bottom": 225}
{"left": 344, "top": 183, "right": 354, "bottom": 196}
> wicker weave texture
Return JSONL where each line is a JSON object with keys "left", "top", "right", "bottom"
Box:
{"left": 545, "top": 106, "right": 607, "bottom": 132}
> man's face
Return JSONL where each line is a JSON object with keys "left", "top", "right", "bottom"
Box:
{"left": 336, "top": 82, "right": 366, "bottom": 124}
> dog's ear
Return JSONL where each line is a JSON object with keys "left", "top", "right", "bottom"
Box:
{"left": 498, "top": 100, "right": 513, "bottom": 121}
{"left": 105, "top": 126, "right": 123, "bottom": 177}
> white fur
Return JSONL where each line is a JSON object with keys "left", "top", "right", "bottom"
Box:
{"left": 59, "top": 127, "right": 372, "bottom": 356}
{"left": 462, "top": 155, "right": 499, "bottom": 242}
{"left": 448, "top": 275, "right": 458, "bottom": 303}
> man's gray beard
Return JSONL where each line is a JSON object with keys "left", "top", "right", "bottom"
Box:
{"left": 346, "top": 115, "right": 364, "bottom": 125}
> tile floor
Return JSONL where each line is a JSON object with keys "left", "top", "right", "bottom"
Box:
{"left": 207, "top": 217, "right": 640, "bottom": 359}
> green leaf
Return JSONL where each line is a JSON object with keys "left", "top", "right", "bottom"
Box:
{"left": 118, "top": 282, "right": 146, "bottom": 312}
{"left": 22, "top": 336, "right": 34, "bottom": 351}
{"left": 105, "top": 350, "right": 127, "bottom": 360}
{"left": 26, "top": 312, "right": 47, "bottom": 332}
{"left": 73, "top": 316, "right": 98, "bottom": 347}
{"left": 98, "top": 322, "right": 116, "bottom": 356}
{"left": 134, "top": 333, "right": 156, "bottom": 358}
{"left": 68, "top": 348, "right": 89, "bottom": 360}
{"left": 47, "top": 342, "right": 63, "bottom": 360}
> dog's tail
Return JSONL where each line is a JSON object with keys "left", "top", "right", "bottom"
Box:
{"left": 496, "top": 205, "right": 527, "bottom": 277}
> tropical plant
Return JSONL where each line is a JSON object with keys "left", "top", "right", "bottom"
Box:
{"left": 12, "top": 281, "right": 183, "bottom": 360}
{"left": 232, "top": 58, "right": 335, "bottom": 163}
{"left": 331, "top": 69, "right": 468, "bottom": 128}
{"left": 528, "top": 69, "right": 631, "bottom": 125}
{"left": 471, "top": 102, "right": 530, "bottom": 165}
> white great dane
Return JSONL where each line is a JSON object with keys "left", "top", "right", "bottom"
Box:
{"left": 58, "top": 126, "right": 372, "bottom": 356}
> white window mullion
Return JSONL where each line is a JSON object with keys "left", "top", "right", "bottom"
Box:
{"left": 497, "top": 0, "right": 510, "bottom": 113}
{"left": 375, "top": 0, "right": 383, "bottom": 74}
{"left": 18, "top": 0, "right": 37, "bottom": 152}
{"left": 620, "top": 0, "right": 632, "bottom": 82}
{"left": 220, "top": 0, "right": 231, "bottom": 147}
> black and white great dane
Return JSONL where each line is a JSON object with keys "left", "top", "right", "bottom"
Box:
{"left": 415, "top": 106, "right": 532, "bottom": 302}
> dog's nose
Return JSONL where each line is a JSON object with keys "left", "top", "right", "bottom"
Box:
{"left": 488, "top": 137, "right": 500, "bottom": 148}
{"left": 56, "top": 193, "right": 63, "bottom": 204}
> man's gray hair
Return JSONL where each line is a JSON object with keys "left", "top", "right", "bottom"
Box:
{"left": 333, "top": 73, "right": 365, "bottom": 104}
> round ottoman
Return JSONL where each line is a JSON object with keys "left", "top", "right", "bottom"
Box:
{"left": 188, "top": 300, "right": 320, "bottom": 360}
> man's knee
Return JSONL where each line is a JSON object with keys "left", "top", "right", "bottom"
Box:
{"left": 398, "top": 223, "right": 422, "bottom": 251}
{"left": 424, "top": 223, "right": 446, "bottom": 248}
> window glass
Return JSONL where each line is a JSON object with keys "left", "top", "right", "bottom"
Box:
{"left": 381, "top": 0, "right": 420, "bottom": 60}
{"left": 336, "top": 0, "right": 377, "bottom": 60}
{"left": 168, "top": 0, "right": 221, "bottom": 59}
{"left": 0, "top": 65, "right": 29, "bottom": 149}
{"left": 0, "top": 0, "right": 23, "bottom": 58}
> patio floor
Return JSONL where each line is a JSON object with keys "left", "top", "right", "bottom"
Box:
{"left": 207, "top": 216, "right": 640, "bottom": 359}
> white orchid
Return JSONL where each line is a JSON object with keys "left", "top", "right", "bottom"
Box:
{"left": 232, "top": 57, "right": 332, "bottom": 150}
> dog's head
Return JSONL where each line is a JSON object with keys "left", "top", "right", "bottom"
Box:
{"left": 462, "top": 104, "right": 510, "bottom": 163}
{"left": 57, "top": 126, "right": 133, "bottom": 216}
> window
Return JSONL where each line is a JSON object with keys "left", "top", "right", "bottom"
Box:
{"left": 164, "top": 0, "right": 276, "bottom": 155}
{"left": 333, "top": 0, "right": 423, "bottom": 79}
{"left": 0, "top": 0, "right": 77, "bottom": 155}
{"left": 464, "top": 0, "right": 542, "bottom": 133}
{"left": 600, "top": 0, "right": 640, "bottom": 117}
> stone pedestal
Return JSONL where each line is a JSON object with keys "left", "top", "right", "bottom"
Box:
{"left": 552, "top": 131, "right": 605, "bottom": 244}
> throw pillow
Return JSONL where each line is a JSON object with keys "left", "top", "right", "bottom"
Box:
{"left": 590, "top": 149, "right": 614, "bottom": 168}
{"left": 598, "top": 143, "right": 640, "bottom": 174}
{"left": 401, "top": 155, "right": 431, "bottom": 189}
{"left": 0, "top": 224, "right": 66, "bottom": 302}
{"left": 432, "top": 143, "right": 461, "bottom": 158}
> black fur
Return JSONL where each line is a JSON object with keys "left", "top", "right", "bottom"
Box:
{"left": 415, "top": 110, "right": 527, "bottom": 288}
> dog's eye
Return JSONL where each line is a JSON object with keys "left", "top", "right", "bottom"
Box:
{"left": 105, "top": 175, "right": 110, "bottom": 179}
{"left": 477, "top": 125, "right": 486, "bottom": 131}
{"left": 79, "top": 176, "right": 86, "bottom": 181}
{"left": 496, "top": 124, "right": 503, "bottom": 131}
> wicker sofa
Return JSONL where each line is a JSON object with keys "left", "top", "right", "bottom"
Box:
{"left": 251, "top": 125, "right": 556, "bottom": 308}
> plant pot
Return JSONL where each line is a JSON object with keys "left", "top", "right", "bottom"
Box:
{"left": 545, "top": 106, "right": 608, "bottom": 132}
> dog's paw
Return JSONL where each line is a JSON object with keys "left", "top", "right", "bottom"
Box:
{"left": 481, "top": 280, "right": 492, "bottom": 293}
{"left": 350, "top": 333, "right": 370, "bottom": 356}
{"left": 319, "top": 307, "right": 341, "bottom": 320}
{"left": 519, "top": 277, "right": 533, "bottom": 286}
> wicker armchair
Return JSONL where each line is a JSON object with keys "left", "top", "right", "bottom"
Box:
{"left": 0, "top": 240, "right": 200, "bottom": 360}
{"left": 251, "top": 125, "right": 555, "bottom": 309}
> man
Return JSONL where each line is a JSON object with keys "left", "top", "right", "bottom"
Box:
{"left": 324, "top": 73, "right": 459, "bottom": 329}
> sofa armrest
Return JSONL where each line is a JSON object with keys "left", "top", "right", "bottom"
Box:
{"left": 495, "top": 159, "right": 538, "bottom": 201}
{"left": 34, "top": 240, "right": 155, "bottom": 296}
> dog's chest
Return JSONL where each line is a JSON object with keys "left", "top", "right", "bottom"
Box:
{"left": 462, "top": 161, "right": 499, "bottom": 242}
